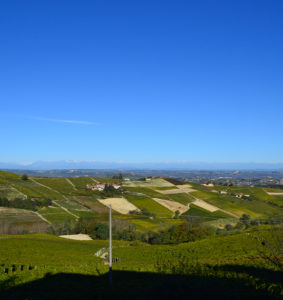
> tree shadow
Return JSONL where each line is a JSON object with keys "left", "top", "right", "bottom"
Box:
{"left": 0, "top": 269, "right": 281, "bottom": 300}
{"left": 215, "top": 264, "right": 282, "bottom": 284}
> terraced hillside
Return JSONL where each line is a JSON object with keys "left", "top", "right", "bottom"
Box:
{"left": 0, "top": 171, "right": 282, "bottom": 235}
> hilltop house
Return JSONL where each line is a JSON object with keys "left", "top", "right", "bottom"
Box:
{"left": 86, "top": 183, "right": 121, "bottom": 191}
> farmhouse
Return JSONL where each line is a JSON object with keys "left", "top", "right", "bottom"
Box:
{"left": 86, "top": 183, "right": 121, "bottom": 191}
{"left": 235, "top": 194, "right": 243, "bottom": 198}
{"left": 220, "top": 190, "right": 227, "bottom": 195}
{"left": 87, "top": 184, "right": 105, "bottom": 191}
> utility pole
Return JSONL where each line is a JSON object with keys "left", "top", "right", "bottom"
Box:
{"left": 109, "top": 204, "right": 112, "bottom": 295}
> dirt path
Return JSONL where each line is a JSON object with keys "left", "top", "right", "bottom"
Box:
{"left": 33, "top": 211, "right": 51, "bottom": 224}
{"left": 53, "top": 200, "right": 79, "bottom": 220}
{"left": 65, "top": 178, "right": 77, "bottom": 190}
{"left": 31, "top": 178, "right": 60, "bottom": 193}
{"left": 9, "top": 185, "right": 28, "bottom": 200}
{"left": 90, "top": 178, "right": 99, "bottom": 183}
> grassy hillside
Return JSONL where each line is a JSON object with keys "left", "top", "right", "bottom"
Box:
{"left": 0, "top": 229, "right": 282, "bottom": 298}
{"left": 189, "top": 183, "right": 283, "bottom": 219}
{"left": 0, "top": 208, "right": 49, "bottom": 234}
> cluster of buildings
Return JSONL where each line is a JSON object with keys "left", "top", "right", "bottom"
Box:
{"left": 232, "top": 193, "right": 250, "bottom": 199}
{"left": 86, "top": 183, "right": 121, "bottom": 191}
{"left": 219, "top": 190, "right": 250, "bottom": 198}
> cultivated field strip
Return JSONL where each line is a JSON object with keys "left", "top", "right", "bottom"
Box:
{"left": 98, "top": 197, "right": 139, "bottom": 214}
{"left": 152, "top": 198, "right": 189, "bottom": 214}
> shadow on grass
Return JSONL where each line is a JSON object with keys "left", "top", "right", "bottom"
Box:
{"left": 0, "top": 268, "right": 281, "bottom": 300}
{"left": 216, "top": 264, "right": 283, "bottom": 284}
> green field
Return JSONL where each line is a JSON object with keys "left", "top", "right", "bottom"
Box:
{"left": 68, "top": 177, "right": 96, "bottom": 190}
{"left": 164, "top": 192, "right": 194, "bottom": 205}
{"left": 34, "top": 178, "right": 76, "bottom": 195}
{"left": 183, "top": 204, "right": 232, "bottom": 219}
{"left": 124, "top": 194, "right": 173, "bottom": 218}
{"left": 38, "top": 206, "right": 76, "bottom": 223}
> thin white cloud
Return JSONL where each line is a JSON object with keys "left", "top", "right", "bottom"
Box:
{"left": 30, "top": 117, "right": 99, "bottom": 126}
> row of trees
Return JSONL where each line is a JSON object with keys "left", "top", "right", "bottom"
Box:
{"left": 48, "top": 217, "right": 217, "bottom": 245}
{"left": 0, "top": 197, "right": 52, "bottom": 211}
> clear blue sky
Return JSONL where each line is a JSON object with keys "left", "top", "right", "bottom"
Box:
{"left": 0, "top": 0, "right": 282, "bottom": 164}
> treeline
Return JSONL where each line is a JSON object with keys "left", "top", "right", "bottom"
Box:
{"left": 47, "top": 213, "right": 281, "bottom": 244}
{"left": 48, "top": 217, "right": 217, "bottom": 245}
{"left": 0, "top": 197, "right": 52, "bottom": 211}
{"left": 163, "top": 177, "right": 184, "bottom": 185}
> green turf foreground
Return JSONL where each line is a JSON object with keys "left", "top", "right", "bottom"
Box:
{"left": 0, "top": 229, "right": 282, "bottom": 299}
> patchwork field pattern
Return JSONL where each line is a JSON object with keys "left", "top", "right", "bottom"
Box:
{"left": 123, "top": 179, "right": 174, "bottom": 188}
{"left": 157, "top": 184, "right": 196, "bottom": 194}
{"left": 152, "top": 198, "right": 189, "bottom": 214}
{"left": 125, "top": 194, "right": 172, "bottom": 218}
{"left": 191, "top": 199, "right": 219, "bottom": 212}
{"left": 38, "top": 206, "right": 76, "bottom": 223}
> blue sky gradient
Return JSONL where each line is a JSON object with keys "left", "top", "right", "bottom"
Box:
{"left": 0, "top": 0, "right": 282, "bottom": 164}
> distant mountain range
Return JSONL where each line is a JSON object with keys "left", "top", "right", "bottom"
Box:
{"left": 0, "top": 160, "right": 283, "bottom": 171}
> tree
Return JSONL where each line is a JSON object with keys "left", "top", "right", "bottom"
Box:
{"left": 225, "top": 224, "right": 233, "bottom": 231}
{"left": 21, "top": 174, "right": 29, "bottom": 181}
{"left": 240, "top": 214, "right": 250, "bottom": 227}
{"left": 96, "top": 222, "right": 109, "bottom": 239}
{"left": 174, "top": 210, "right": 180, "bottom": 219}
